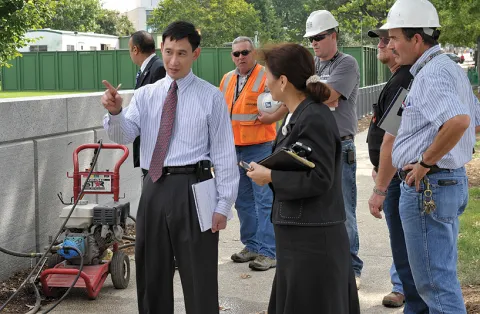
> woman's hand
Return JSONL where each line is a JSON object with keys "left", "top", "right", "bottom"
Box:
{"left": 246, "top": 162, "right": 272, "bottom": 186}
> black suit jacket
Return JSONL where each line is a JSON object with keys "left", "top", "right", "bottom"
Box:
{"left": 269, "top": 98, "right": 346, "bottom": 226}
{"left": 133, "top": 55, "right": 166, "bottom": 168}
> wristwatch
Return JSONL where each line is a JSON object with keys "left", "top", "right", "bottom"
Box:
{"left": 418, "top": 154, "right": 433, "bottom": 169}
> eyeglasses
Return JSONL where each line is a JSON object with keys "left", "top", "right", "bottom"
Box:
{"left": 308, "top": 32, "right": 331, "bottom": 43}
{"left": 379, "top": 37, "right": 390, "bottom": 45}
{"left": 232, "top": 50, "right": 251, "bottom": 57}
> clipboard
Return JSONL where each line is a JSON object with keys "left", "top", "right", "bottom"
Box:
{"left": 377, "top": 87, "right": 409, "bottom": 136}
{"left": 191, "top": 178, "right": 233, "bottom": 232}
{"left": 258, "top": 148, "right": 315, "bottom": 171}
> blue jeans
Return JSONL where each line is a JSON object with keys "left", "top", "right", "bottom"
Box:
{"left": 384, "top": 177, "right": 426, "bottom": 313}
{"left": 235, "top": 142, "right": 276, "bottom": 259}
{"left": 341, "top": 139, "right": 363, "bottom": 277}
{"left": 390, "top": 263, "right": 403, "bottom": 295}
{"left": 400, "top": 167, "right": 468, "bottom": 314}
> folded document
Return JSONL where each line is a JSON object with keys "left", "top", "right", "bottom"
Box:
{"left": 191, "top": 178, "right": 233, "bottom": 232}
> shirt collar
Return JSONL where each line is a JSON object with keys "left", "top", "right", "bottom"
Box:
{"left": 235, "top": 62, "right": 257, "bottom": 77}
{"left": 410, "top": 45, "right": 441, "bottom": 77}
{"left": 140, "top": 53, "right": 156, "bottom": 72}
{"left": 165, "top": 70, "right": 195, "bottom": 91}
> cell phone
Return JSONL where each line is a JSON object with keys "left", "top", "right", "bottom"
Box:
{"left": 239, "top": 161, "right": 252, "bottom": 171}
{"left": 347, "top": 149, "right": 355, "bottom": 165}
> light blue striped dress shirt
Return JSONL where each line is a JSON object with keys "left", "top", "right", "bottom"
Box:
{"left": 392, "top": 45, "right": 480, "bottom": 169}
{"left": 103, "top": 70, "right": 240, "bottom": 217}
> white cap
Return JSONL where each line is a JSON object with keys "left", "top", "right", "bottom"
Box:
{"left": 304, "top": 10, "right": 339, "bottom": 38}
{"left": 380, "top": 0, "right": 440, "bottom": 30}
{"left": 257, "top": 93, "right": 282, "bottom": 114}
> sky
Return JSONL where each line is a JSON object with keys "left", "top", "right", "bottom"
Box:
{"left": 101, "top": 0, "right": 133, "bottom": 13}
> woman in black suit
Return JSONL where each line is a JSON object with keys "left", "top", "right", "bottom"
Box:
{"left": 247, "top": 43, "right": 360, "bottom": 313}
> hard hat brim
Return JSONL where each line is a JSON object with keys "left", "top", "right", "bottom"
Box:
{"left": 367, "top": 29, "right": 388, "bottom": 38}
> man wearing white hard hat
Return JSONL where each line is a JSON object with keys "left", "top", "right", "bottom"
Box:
{"left": 304, "top": 9, "right": 362, "bottom": 288}
{"left": 220, "top": 36, "right": 287, "bottom": 271}
{"left": 376, "top": 0, "right": 480, "bottom": 312}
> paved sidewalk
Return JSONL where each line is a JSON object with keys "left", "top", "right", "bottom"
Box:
{"left": 48, "top": 130, "right": 404, "bottom": 314}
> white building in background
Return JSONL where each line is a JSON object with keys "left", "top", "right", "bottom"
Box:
{"left": 127, "top": 0, "right": 160, "bottom": 32}
{"left": 19, "top": 29, "right": 119, "bottom": 52}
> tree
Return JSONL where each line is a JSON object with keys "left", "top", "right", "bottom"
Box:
{"left": 244, "top": 0, "right": 285, "bottom": 44}
{"left": 150, "top": 0, "right": 262, "bottom": 47}
{"left": 0, "top": 0, "right": 56, "bottom": 68}
{"left": 332, "top": 0, "right": 395, "bottom": 46}
{"left": 115, "top": 14, "right": 136, "bottom": 37}
{"left": 48, "top": 0, "right": 102, "bottom": 32}
{"left": 431, "top": 0, "right": 480, "bottom": 47}
{"left": 97, "top": 9, "right": 135, "bottom": 36}
{"left": 333, "top": 0, "right": 480, "bottom": 47}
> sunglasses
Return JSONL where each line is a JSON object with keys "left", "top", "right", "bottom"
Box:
{"left": 232, "top": 50, "right": 251, "bottom": 57}
{"left": 379, "top": 37, "right": 390, "bottom": 45}
{"left": 308, "top": 32, "right": 332, "bottom": 43}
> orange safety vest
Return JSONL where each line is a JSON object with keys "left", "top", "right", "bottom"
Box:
{"left": 219, "top": 64, "right": 277, "bottom": 146}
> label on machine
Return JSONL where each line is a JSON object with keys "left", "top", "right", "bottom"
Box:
{"left": 81, "top": 174, "right": 112, "bottom": 192}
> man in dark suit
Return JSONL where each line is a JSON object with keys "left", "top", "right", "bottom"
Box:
{"left": 129, "top": 30, "right": 166, "bottom": 175}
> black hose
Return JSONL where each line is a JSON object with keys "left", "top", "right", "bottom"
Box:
{"left": 41, "top": 246, "right": 84, "bottom": 314}
{"left": 0, "top": 140, "right": 102, "bottom": 313}
{"left": 25, "top": 282, "right": 41, "bottom": 314}
{"left": 118, "top": 243, "right": 135, "bottom": 250}
{"left": 0, "top": 246, "right": 42, "bottom": 258}
{"left": 122, "top": 236, "right": 135, "bottom": 242}
{"left": 127, "top": 215, "right": 136, "bottom": 223}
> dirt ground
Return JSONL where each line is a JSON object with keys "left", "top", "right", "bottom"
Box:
{"left": 357, "top": 114, "right": 372, "bottom": 133}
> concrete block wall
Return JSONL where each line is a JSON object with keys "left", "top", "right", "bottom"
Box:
{"left": 0, "top": 91, "right": 140, "bottom": 281}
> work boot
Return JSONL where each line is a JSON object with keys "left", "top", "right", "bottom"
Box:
{"left": 382, "top": 292, "right": 405, "bottom": 308}
{"left": 249, "top": 255, "right": 276, "bottom": 271}
{"left": 231, "top": 247, "right": 258, "bottom": 263}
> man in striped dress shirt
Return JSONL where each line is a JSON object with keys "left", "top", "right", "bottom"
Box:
{"left": 101, "top": 21, "right": 239, "bottom": 314}
{"left": 377, "top": 0, "right": 480, "bottom": 313}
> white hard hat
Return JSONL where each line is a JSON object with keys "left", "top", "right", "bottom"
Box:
{"left": 380, "top": 0, "right": 440, "bottom": 30}
{"left": 257, "top": 93, "right": 282, "bottom": 114}
{"left": 304, "top": 10, "right": 339, "bottom": 38}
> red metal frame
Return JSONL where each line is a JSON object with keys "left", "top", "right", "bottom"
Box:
{"left": 40, "top": 144, "right": 128, "bottom": 299}
{"left": 40, "top": 263, "right": 110, "bottom": 300}
{"left": 68, "top": 143, "right": 128, "bottom": 202}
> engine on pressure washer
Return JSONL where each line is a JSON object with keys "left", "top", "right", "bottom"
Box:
{"left": 55, "top": 200, "right": 130, "bottom": 265}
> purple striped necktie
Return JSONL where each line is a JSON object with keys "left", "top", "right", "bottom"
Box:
{"left": 149, "top": 80, "right": 178, "bottom": 182}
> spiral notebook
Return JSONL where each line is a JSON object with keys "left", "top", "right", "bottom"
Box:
{"left": 259, "top": 148, "right": 315, "bottom": 171}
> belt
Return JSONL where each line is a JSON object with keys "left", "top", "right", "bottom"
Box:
{"left": 397, "top": 165, "right": 450, "bottom": 181}
{"left": 341, "top": 135, "right": 354, "bottom": 141}
{"left": 163, "top": 164, "right": 197, "bottom": 175}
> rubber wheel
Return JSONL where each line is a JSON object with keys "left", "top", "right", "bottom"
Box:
{"left": 47, "top": 253, "right": 64, "bottom": 268}
{"left": 110, "top": 251, "right": 130, "bottom": 289}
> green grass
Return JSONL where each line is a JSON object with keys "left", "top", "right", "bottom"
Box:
{"left": 458, "top": 187, "right": 480, "bottom": 285}
{"left": 0, "top": 91, "right": 90, "bottom": 98}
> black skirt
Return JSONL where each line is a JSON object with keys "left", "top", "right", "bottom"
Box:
{"left": 268, "top": 223, "right": 360, "bottom": 314}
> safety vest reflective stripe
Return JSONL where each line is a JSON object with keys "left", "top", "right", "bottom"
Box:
{"left": 231, "top": 113, "right": 258, "bottom": 121}
{"left": 222, "top": 71, "right": 235, "bottom": 94}
{"left": 252, "top": 67, "right": 265, "bottom": 92}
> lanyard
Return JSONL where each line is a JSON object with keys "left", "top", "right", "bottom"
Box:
{"left": 316, "top": 51, "right": 340, "bottom": 77}
{"left": 234, "top": 74, "right": 251, "bottom": 103}
{"left": 414, "top": 50, "right": 442, "bottom": 76}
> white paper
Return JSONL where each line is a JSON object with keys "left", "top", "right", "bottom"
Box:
{"left": 378, "top": 87, "right": 409, "bottom": 136}
{"left": 191, "top": 178, "right": 233, "bottom": 232}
